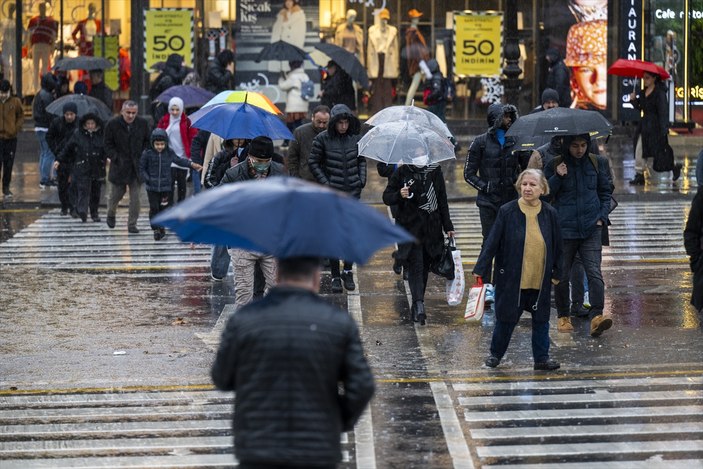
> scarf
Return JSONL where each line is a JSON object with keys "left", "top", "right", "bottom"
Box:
{"left": 412, "top": 164, "right": 439, "bottom": 213}
{"left": 166, "top": 96, "right": 186, "bottom": 161}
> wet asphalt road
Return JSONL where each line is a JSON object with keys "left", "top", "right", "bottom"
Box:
{"left": 1, "top": 134, "right": 702, "bottom": 467}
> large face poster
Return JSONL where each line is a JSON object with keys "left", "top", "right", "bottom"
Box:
{"left": 236, "top": 0, "right": 319, "bottom": 105}
{"left": 543, "top": 0, "right": 608, "bottom": 111}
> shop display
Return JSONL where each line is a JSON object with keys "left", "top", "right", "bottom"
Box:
{"left": 367, "top": 8, "right": 399, "bottom": 115}
{"left": 404, "top": 9, "right": 430, "bottom": 106}
{"left": 335, "top": 9, "right": 364, "bottom": 66}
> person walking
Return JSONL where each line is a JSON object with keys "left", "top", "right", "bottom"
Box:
{"left": 383, "top": 162, "right": 455, "bottom": 325}
{"left": 149, "top": 53, "right": 188, "bottom": 122}
{"left": 423, "top": 58, "right": 448, "bottom": 122}
{"left": 0, "top": 79, "right": 24, "bottom": 199}
{"left": 629, "top": 71, "right": 681, "bottom": 185}
{"left": 545, "top": 48, "right": 571, "bottom": 109}
{"left": 684, "top": 189, "right": 703, "bottom": 313}
{"left": 473, "top": 169, "right": 563, "bottom": 370}
{"left": 212, "top": 256, "right": 375, "bottom": 469}
{"left": 140, "top": 129, "right": 202, "bottom": 240}
{"left": 287, "top": 105, "right": 330, "bottom": 182}
{"left": 57, "top": 113, "right": 107, "bottom": 222}
{"left": 543, "top": 134, "right": 614, "bottom": 337}
{"left": 204, "top": 49, "right": 235, "bottom": 94}
{"left": 308, "top": 103, "right": 367, "bottom": 292}
{"left": 32, "top": 73, "right": 57, "bottom": 188}
{"left": 157, "top": 96, "right": 197, "bottom": 203}
{"left": 220, "top": 136, "right": 285, "bottom": 309}
{"left": 104, "top": 100, "right": 151, "bottom": 233}
{"left": 278, "top": 60, "right": 310, "bottom": 145}
{"left": 47, "top": 102, "right": 78, "bottom": 215}
{"left": 320, "top": 62, "right": 356, "bottom": 112}
{"left": 88, "top": 70, "right": 113, "bottom": 111}
{"left": 530, "top": 88, "right": 560, "bottom": 114}
{"left": 463, "top": 102, "right": 520, "bottom": 299}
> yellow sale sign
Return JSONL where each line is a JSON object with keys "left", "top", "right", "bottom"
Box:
{"left": 93, "top": 35, "right": 119, "bottom": 91}
{"left": 144, "top": 9, "right": 193, "bottom": 71}
{"left": 454, "top": 12, "right": 503, "bottom": 77}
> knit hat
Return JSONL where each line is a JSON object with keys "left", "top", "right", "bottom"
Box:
{"left": 0, "top": 80, "right": 10, "bottom": 92}
{"left": 541, "top": 88, "right": 560, "bottom": 105}
{"left": 248, "top": 136, "right": 274, "bottom": 159}
{"left": 63, "top": 102, "right": 78, "bottom": 114}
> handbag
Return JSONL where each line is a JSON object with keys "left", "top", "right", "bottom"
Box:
{"left": 653, "top": 142, "right": 675, "bottom": 172}
{"left": 431, "top": 237, "right": 455, "bottom": 280}
{"left": 445, "top": 239, "right": 465, "bottom": 305}
{"left": 464, "top": 278, "right": 487, "bottom": 322}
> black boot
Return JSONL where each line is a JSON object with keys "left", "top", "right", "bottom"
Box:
{"left": 629, "top": 173, "right": 645, "bottom": 185}
{"left": 672, "top": 163, "right": 682, "bottom": 181}
{"left": 414, "top": 300, "right": 426, "bottom": 325}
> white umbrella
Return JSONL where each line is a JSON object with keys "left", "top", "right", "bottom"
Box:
{"left": 366, "top": 105, "right": 453, "bottom": 139}
{"left": 357, "top": 120, "right": 456, "bottom": 166}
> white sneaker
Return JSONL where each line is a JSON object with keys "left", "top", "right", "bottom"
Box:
{"left": 484, "top": 283, "right": 495, "bottom": 305}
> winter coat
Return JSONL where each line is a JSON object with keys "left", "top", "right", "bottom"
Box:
{"left": 271, "top": 7, "right": 306, "bottom": 48}
{"left": 288, "top": 122, "right": 323, "bottom": 182}
{"left": 89, "top": 82, "right": 113, "bottom": 110}
{"left": 104, "top": 114, "right": 151, "bottom": 185}
{"left": 190, "top": 129, "right": 210, "bottom": 165}
{"left": 684, "top": 190, "right": 703, "bottom": 310}
{"left": 32, "top": 73, "right": 56, "bottom": 128}
{"left": 220, "top": 158, "right": 286, "bottom": 185}
{"left": 463, "top": 103, "right": 520, "bottom": 210}
{"left": 545, "top": 56, "right": 571, "bottom": 108}
{"left": 149, "top": 54, "right": 187, "bottom": 100}
{"left": 205, "top": 145, "right": 248, "bottom": 188}
{"left": 0, "top": 95, "right": 24, "bottom": 139}
{"left": 211, "top": 285, "right": 375, "bottom": 466}
{"left": 382, "top": 165, "right": 454, "bottom": 260}
{"left": 157, "top": 112, "right": 197, "bottom": 158}
{"left": 46, "top": 115, "right": 78, "bottom": 156}
{"left": 204, "top": 60, "right": 233, "bottom": 94}
{"left": 308, "top": 104, "right": 366, "bottom": 198}
{"left": 335, "top": 22, "right": 364, "bottom": 65}
{"left": 424, "top": 59, "right": 446, "bottom": 105}
{"left": 139, "top": 129, "right": 194, "bottom": 192}
{"left": 473, "top": 200, "right": 563, "bottom": 323}
{"left": 366, "top": 24, "right": 400, "bottom": 79}
{"left": 543, "top": 142, "right": 612, "bottom": 240}
{"left": 631, "top": 83, "right": 669, "bottom": 160}
{"left": 58, "top": 115, "right": 106, "bottom": 180}
{"left": 321, "top": 68, "right": 356, "bottom": 111}
{"left": 278, "top": 66, "right": 310, "bottom": 114}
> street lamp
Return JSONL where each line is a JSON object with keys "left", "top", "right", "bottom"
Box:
{"left": 502, "top": 0, "right": 521, "bottom": 105}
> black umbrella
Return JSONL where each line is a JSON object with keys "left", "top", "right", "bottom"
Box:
{"left": 256, "top": 40, "right": 308, "bottom": 63}
{"left": 46, "top": 94, "right": 113, "bottom": 122}
{"left": 311, "top": 43, "right": 369, "bottom": 89}
{"left": 53, "top": 56, "right": 114, "bottom": 71}
{"left": 505, "top": 107, "right": 612, "bottom": 149}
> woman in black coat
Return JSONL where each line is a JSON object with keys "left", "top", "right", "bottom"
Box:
{"left": 473, "top": 169, "right": 562, "bottom": 370}
{"left": 383, "top": 163, "right": 455, "bottom": 325}
{"left": 684, "top": 190, "right": 703, "bottom": 312}
{"left": 320, "top": 61, "right": 356, "bottom": 111}
{"left": 629, "top": 71, "right": 681, "bottom": 185}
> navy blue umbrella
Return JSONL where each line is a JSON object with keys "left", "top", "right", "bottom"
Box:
{"left": 153, "top": 177, "right": 415, "bottom": 264}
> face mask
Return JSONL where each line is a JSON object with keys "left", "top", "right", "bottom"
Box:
{"left": 251, "top": 160, "right": 270, "bottom": 173}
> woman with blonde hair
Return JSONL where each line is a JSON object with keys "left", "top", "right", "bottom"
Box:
{"left": 473, "top": 169, "right": 563, "bottom": 370}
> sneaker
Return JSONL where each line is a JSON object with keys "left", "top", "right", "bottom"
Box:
{"left": 331, "top": 277, "right": 343, "bottom": 293}
{"left": 60, "top": 208, "right": 68, "bottom": 216}
{"left": 672, "top": 163, "right": 682, "bottom": 181}
{"left": 153, "top": 229, "right": 163, "bottom": 241}
{"left": 534, "top": 359, "right": 560, "bottom": 371}
{"left": 341, "top": 271, "right": 355, "bottom": 291}
{"left": 127, "top": 226, "right": 140, "bottom": 234}
{"left": 106, "top": 216, "right": 116, "bottom": 228}
{"left": 2, "top": 190, "right": 12, "bottom": 198}
{"left": 484, "top": 356, "right": 500, "bottom": 368}
{"left": 590, "top": 315, "right": 613, "bottom": 337}
{"left": 210, "top": 272, "right": 224, "bottom": 281}
{"left": 70, "top": 209, "right": 79, "bottom": 219}
{"left": 484, "top": 284, "right": 495, "bottom": 305}
{"left": 91, "top": 214, "right": 101, "bottom": 222}
{"left": 79, "top": 213, "right": 87, "bottom": 222}
{"left": 557, "top": 316, "right": 574, "bottom": 332}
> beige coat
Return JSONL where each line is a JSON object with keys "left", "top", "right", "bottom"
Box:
{"left": 335, "top": 23, "right": 364, "bottom": 66}
{"left": 201, "top": 133, "right": 224, "bottom": 185}
{"left": 367, "top": 24, "right": 400, "bottom": 79}
{"left": 0, "top": 96, "right": 24, "bottom": 140}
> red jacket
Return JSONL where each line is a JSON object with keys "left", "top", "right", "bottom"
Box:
{"left": 157, "top": 114, "right": 197, "bottom": 158}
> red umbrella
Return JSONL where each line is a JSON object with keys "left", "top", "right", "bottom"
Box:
{"left": 607, "top": 58, "right": 670, "bottom": 80}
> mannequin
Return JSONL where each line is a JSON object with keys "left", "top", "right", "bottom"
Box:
{"left": 1, "top": 3, "right": 17, "bottom": 85}
{"left": 404, "top": 9, "right": 430, "bottom": 106}
{"left": 72, "top": 3, "right": 102, "bottom": 56}
{"left": 27, "top": 2, "right": 58, "bottom": 93}
{"left": 367, "top": 9, "right": 399, "bottom": 114}
{"left": 335, "top": 9, "right": 364, "bottom": 66}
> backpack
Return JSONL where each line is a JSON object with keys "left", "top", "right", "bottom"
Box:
{"left": 300, "top": 80, "right": 315, "bottom": 101}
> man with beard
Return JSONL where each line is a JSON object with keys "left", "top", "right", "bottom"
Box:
{"left": 287, "top": 105, "right": 330, "bottom": 182}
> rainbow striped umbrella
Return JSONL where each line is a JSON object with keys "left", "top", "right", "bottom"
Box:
{"left": 201, "top": 90, "right": 282, "bottom": 115}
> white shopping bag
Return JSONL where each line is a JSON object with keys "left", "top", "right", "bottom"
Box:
{"left": 445, "top": 245, "right": 465, "bottom": 306}
{"left": 464, "top": 278, "right": 487, "bottom": 321}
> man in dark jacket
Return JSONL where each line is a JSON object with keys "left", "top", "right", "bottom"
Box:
{"left": 309, "top": 103, "right": 367, "bottom": 292}
{"left": 32, "top": 72, "right": 57, "bottom": 187}
{"left": 0, "top": 79, "right": 24, "bottom": 198}
{"left": 88, "top": 70, "right": 113, "bottom": 111}
{"left": 204, "top": 49, "right": 235, "bottom": 94}
{"left": 221, "top": 136, "right": 285, "bottom": 310}
{"left": 320, "top": 61, "right": 356, "bottom": 111}
{"left": 212, "top": 255, "right": 375, "bottom": 468}
{"left": 530, "top": 88, "right": 560, "bottom": 114}
{"left": 47, "top": 102, "right": 78, "bottom": 215}
{"left": 104, "top": 100, "right": 150, "bottom": 233}
{"left": 288, "top": 105, "right": 330, "bottom": 182}
{"left": 545, "top": 48, "right": 571, "bottom": 108}
{"left": 463, "top": 102, "right": 519, "bottom": 285}
{"left": 543, "top": 134, "right": 614, "bottom": 338}
{"left": 423, "top": 58, "right": 447, "bottom": 121}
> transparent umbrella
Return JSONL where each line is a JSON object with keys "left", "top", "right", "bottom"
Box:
{"left": 357, "top": 120, "right": 456, "bottom": 166}
{"left": 365, "top": 105, "right": 453, "bottom": 139}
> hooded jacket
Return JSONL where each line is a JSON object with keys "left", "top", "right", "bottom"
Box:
{"left": 463, "top": 103, "right": 520, "bottom": 210}
{"left": 308, "top": 104, "right": 367, "bottom": 198}
{"left": 32, "top": 73, "right": 57, "bottom": 128}
{"left": 321, "top": 65, "right": 356, "bottom": 111}
{"left": 424, "top": 59, "right": 446, "bottom": 105}
{"left": 104, "top": 111, "right": 151, "bottom": 185}
{"left": 0, "top": 93, "right": 24, "bottom": 139}
{"left": 139, "top": 128, "right": 194, "bottom": 192}
{"left": 278, "top": 66, "right": 311, "bottom": 114}
{"left": 545, "top": 49, "right": 571, "bottom": 109}
{"left": 288, "top": 122, "right": 324, "bottom": 182}
{"left": 204, "top": 50, "right": 234, "bottom": 94}
{"left": 58, "top": 113, "right": 106, "bottom": 180}
{"left": 46, "top": 113, "right": 78, "bottom": 157}
{"left": 149, "top": 54, "right": 187, "bottom": 100}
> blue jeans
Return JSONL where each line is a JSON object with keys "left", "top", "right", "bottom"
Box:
{"left": 37, "top": 130, "right": 54, "bottom": 183}
{"left": 489, "top": 289, "right": 550, "bottom": 363}
{"left": 211, "top": 245, "right": 231, "bottom": 279}
{"left": 555, "top": 227, "right": 605, "bottom": 318}
{"left": 192, "top": 169, "right": 202, "bottom": 194}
